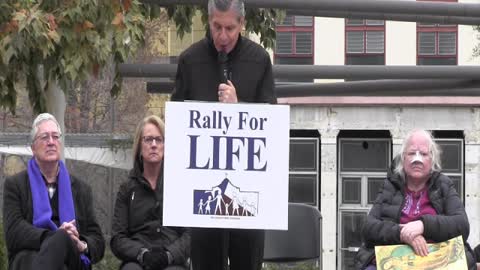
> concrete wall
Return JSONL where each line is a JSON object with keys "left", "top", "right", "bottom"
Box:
{"left": 289, "top": 105, "right": 480, "bottom": 270}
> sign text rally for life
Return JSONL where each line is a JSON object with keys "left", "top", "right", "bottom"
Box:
{"left": 187, "top": 109, "right": 268, "bottom": 172}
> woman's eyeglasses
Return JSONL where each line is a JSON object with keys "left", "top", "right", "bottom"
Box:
{"left": 142, "top": 136, "right": 163, "bottom": 145}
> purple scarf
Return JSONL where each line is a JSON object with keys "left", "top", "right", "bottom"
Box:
{"left": 28, "top": 159, "right": 91, "bottom": 268}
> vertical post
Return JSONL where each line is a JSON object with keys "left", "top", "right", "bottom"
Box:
{"left": 319, "top": 128, "right": 339, "bottom": 270}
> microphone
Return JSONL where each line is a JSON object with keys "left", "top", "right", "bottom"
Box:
{"left": 218, "top": 51, "right": 229, "bottom": 84}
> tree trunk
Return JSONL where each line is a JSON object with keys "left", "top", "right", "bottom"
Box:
{"left": 45, "top": 81, "right": 66, "bottom": 160}
{"left": 1, "top": 111, "right": 5, "bottom": 131}
{"left": 79, "top": 81, "right": 91, "bottom": 133}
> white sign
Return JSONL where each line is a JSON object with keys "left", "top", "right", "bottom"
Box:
{"left": 163, "top": 101, "right": 289, "bottom": 230}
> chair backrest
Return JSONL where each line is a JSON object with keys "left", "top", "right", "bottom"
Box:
{"left": 263, "top": 202, "right": 322, "bottom": 263}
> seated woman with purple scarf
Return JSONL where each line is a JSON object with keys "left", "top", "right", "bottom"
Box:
{"left": 3, "top": 113, "right": 105, "bottom": 270}
{"left": 354, "top": 129, "right": 476, "bottom": 270}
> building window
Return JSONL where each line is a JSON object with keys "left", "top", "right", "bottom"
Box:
{"left": 337, "top": 130, "right": 465, "bottom": 270}
{"left": 417, "top": 0, "right": 457, "bottom": 65}
{"left": 288, "top": 131, "right": 320, "bottom": 208}
{"left": 431, "top": 130, "right": 464, "bottom": 199}
{"left": 337, "top": 131, "right": 391, "bottom": 270}
{"left": 275, "top": 14, "right": 314, "bottom": 82}
{"left": 276, "top": 32, "right": 313, "bottom": 55}
{"left": 436, "top": 139, "right": 463, "bottom": 196}
{"left": 345, "top": 19, "right": 385, "bottom": 65}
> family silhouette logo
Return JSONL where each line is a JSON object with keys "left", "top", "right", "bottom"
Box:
{"left": 193, "top": 178, "right": 259, "bottom": 217}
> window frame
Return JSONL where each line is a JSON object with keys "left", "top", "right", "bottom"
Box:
{"left": 416, "top": 0, "right": 458, "bottom": 65}
{"left": 288, "top": 137, "right": 320, "bottom": 207}
{"left": 275, "top": 14, "right": 315, "bottom": 82}
{"left": 337, "top": 137, "right": 391, "bottom": 270}
{"left": 417, "top": 27, "right": 458, "bottom": 57}
{"left": 275, "top": 14, "right": 314, "bottom": 59}
{"left": 434, "top": 138, "right": 464, "bottom": 200}
{"left": 338, "top": 210, "right": 369, "bottom": 270}
{"left": 345, "top": 19, "right": 386, "bottom": 65}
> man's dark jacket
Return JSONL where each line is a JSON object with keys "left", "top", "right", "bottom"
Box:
{"left": 110, "top": 164, "right": 190, "bottom": 266}
{"left": 171, "top": 34, "right": 276, "bottom": 104}
{"left": 3, "top": 170, "right": 105, "bottom": 268}
{"left": 354, "top": 170, "right": 475, "bottom": 269}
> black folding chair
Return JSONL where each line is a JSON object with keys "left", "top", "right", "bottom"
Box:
{"left": 263, "top": 203, "right": 322, "bottom": 269}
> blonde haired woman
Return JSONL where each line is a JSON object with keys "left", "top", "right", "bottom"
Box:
{"left": 111, "top": 115, "right": 190, "bottom": 270}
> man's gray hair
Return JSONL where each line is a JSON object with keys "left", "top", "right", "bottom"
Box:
{"left": 208, "top": 0, "right": 245, "bottom": 18}
{"left": 394, "top": 129, "right": 442, "bottom": 177}
{"left": 30, "top": 113, "right": 62, "bottom": 142}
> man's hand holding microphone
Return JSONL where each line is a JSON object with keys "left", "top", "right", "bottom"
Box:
{"left": 218, "top": 51, "right": 238, "bottom": 103}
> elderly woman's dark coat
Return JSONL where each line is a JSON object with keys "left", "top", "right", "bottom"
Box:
{"left": 354, "top": 169, "right": 475, "bottom": 270}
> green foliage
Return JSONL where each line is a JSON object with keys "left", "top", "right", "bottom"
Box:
{"left": 0, "top": 0, "right": 161, "bottom": 114}
{"left": 0, "top": 222, "right": 7, "bottom": 270}
{"left": 166, "top": 5, "right": 200, "bottom": 40}
{"left": 92, "top": 247, "right": 121, "bottom": 270}
{"left": 244, "top": 8, "right": 280, "bottom": 50}
{"left": 263, "top": 261, "right": 320, "bottom": 270}
{"left": 166, "top": 5, "right": 282, "bottom": 50}
{"left": 0, "top": 1, "right": 280, "bottom": 116}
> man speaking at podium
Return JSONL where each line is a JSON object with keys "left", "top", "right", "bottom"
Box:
{"left": 171, "top": 0, "right": 276, "bottom": 269}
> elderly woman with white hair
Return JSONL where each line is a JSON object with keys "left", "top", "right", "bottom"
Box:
{"left": 355, "top": 129, "right": 476, "bottom": 270}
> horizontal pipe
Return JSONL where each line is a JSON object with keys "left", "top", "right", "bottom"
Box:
{"left": 119, "top": 64, "right": 177, "bottom": 78}
{"left": 145, "top": 79, "right": 480, "bottom": 97}
{"left": 277, "top": 88, "right": 480, "bottom": 97}
{"left": 274, "top": 65, "right": 480, "bottom": 79}
{"left": 143, "top": 0, "right": 480, "bottom": 18}
{"left": 146, "top": 81, "right": 174, "bottom": 93}
{"left": 119, "top": 64, "right": 480, "bottom": 79}
{"left": 275, "top": 79, "right": 480, "bottom": 97}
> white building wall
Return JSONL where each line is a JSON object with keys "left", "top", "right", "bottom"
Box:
{"left": 458, "top": 25, "right": 479, "bottom": 65}
{"left": 314, "top": 17, "right": 345, "bottom": 66}
{"left": 314, "top": 17, "right": 345, "bottom": 84}
{"left": 461, "top": 0, "right": 480, "bottom": 4}
{"left": 385, "top": 21, "right": 417, "bottom": 65}
{"left": 458, "top": 0, "right": 480, "bottom": 65}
